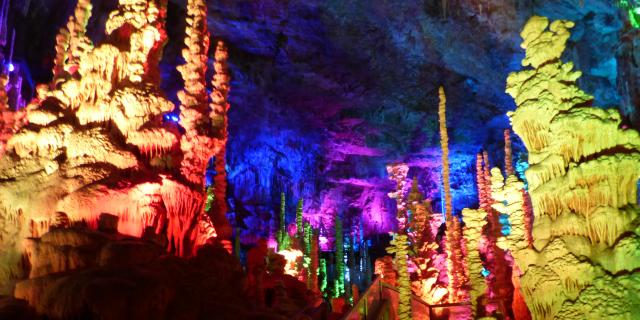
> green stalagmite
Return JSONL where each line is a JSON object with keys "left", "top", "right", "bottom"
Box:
{"left": 296, "top": 198, "right": 304, "bottom": 241}
{"left": 333, "top": 217, "right": 345, "bottom": 298}
{"left": 277, "top": 192, "right": 290, "bottom": 250}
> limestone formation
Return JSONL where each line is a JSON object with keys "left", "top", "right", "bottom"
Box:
{"left": 438, "top": 86, "right": 467, "bottom": 302}
{"left": 462, "top": 208, "right": 488, "bottom": 318}
{"left": 506, "top": 15, "right": 640, "bottom": 320}
{"left": 0, "top": 0, "right": 231, "bottom": 291}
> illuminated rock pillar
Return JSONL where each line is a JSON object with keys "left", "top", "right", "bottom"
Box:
{"left": 507, "top": 16, "right": 640, "bottom": 319}
{"left": 209, "top": 40, "right": 232, "bottom": 240}
{"left": 437, "top": 86, "right": 466, "bottom": 302}
{"left": 504, "top": 129, "right": 514, "bottom": 176}
{"left": 462, "top": 208, "right": 487, "bottom": 318}
{"left": 489, "top": 167, "right": 532, "bottom": 320}
{"left": 407, "top": 178, "right": 446, "bottom": 304}
{"left": 386, "top": 233, "right": 412, "bottom": 320}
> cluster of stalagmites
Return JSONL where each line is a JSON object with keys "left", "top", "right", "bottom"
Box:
{"left": 0, "top": 0, "right": 232, "bottom": 293}
{"left": 505, "top": 16, "right": 640, "bottom": 320}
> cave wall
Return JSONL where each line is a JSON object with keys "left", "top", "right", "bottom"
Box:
{"left": 3, "top": 0, "right": 638, "bottom": 241}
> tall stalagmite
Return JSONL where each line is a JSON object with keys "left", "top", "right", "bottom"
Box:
{"left": 438, "top": 86, "right": 466, "bottom": 302}
{"left": 504, "top": 129, "right": 514, "bottom": 176}
{"left": 507, "top": 16, "right": 640, "bottom": 320}
{"left": 209, "top": 41, "right": 232, "bottom": 239}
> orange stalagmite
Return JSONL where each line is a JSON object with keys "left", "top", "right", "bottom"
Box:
{"left": 177, "top": 0, "right": 232, "bottom": 242}
{"left": 437, "top": 86, "right": 466, "bottom": 302}
{"left": 52, "top": 0, "right": 92, "bottom": 81}
{"left": 178, "top": 0, "right": 212, "bottom": 186}
{"left": 0, "top": 0, "right": 233, "bottom": 290}
{"left": 504, "top": 129, "right": 514, "bottom": 176}
{"left": 208, "top": 41, "right": 232, "bottom": 240}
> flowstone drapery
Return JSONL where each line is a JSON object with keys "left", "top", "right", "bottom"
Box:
{"left": 0, "top": 0, "right": 231, "bottom": 291}
{"left": 507, "top": 15, "right": 640, "bottom": 320}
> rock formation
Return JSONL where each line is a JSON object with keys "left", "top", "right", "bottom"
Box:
{"left": 507, "top": 15, "right": 640, "bottom": 320}
{"left": 0, "top": 0, "right": 231, "bottom": 291}
{"left": 438, "top": 86, "right": 467, "bottom": 302}
{"left": 386, "top": 233, "right": 412, "bottom": 320}
{"left": 462, "top": 208, "right": 488, "bottom": 318}
{"left": 9, "top": 224, "right": 278, "bottom": 320}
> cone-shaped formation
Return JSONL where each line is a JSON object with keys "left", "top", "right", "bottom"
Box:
{"left": 0, "top": 0, "right": 233, "bottom": 291}
{"left": 507, "top": 16, "right": 640, "bottom": 320}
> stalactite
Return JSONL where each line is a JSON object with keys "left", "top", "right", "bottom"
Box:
{"left": 462, "top": 208, "right": 488, "bottom": 318}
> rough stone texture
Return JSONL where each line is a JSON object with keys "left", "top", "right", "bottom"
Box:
{"left": 4, "top": 0, "right": 636, "bottom": 243}
{"left": 0, "top": 0, "right": 233, "bottom": 293}
{"left": 12, "top": 227, "right": 289, "bottom": 320}
{"left": 507, "top": 16, "right": 640, "bottom": 320}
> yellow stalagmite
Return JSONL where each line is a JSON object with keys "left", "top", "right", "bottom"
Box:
{"left": 462, "top": 208, "right": 487, "bottom": 318}
{"left": 52, "top": 0, "right": 93, "bottom": 81}
{"left": 506, "top": 16, "right": 640, "bottom": 320}
{"left": 437, "top": 86, "right": 466, "bottom": 302}
{"left": 490, "top": 168, "right": 526, "bottom": 254}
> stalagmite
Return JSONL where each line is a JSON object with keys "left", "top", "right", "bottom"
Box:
{"left": 386, "top": 233, "right": 412, "bottom": 320}
{"left": 462, "top": 208, "right": 488, "bottom": 318}
{"left": 209, "top": 41, "right": 232, "bottom": 239}
{"left": 506, "top": 16, "right": 640, "bottom": 320}
{"left": 437, "top": 86, "right": 466, "bottom": 302}
{"left": 504, "top": 129, "right": 514, "bottom": 176}
{"left": 0, "top": 0, "right": 233, "bottom": 292}
{"left": 407, "top": 178, "right": 447, "bottom": 304}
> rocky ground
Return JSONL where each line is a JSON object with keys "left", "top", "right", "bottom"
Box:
{"left": 0, "top": 221, "right": 310, "bottom": 320}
